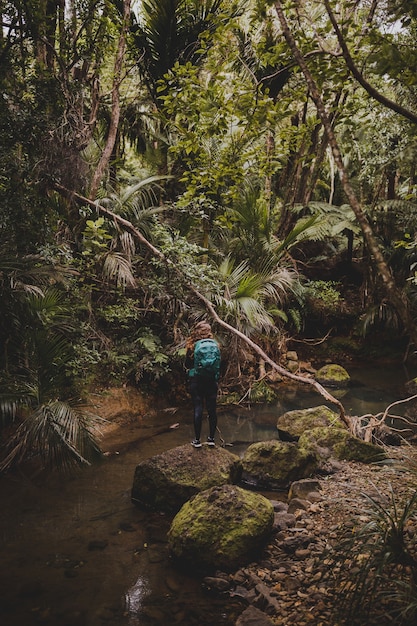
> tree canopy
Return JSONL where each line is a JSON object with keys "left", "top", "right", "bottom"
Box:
{"left": 1, "top": 0, "right": 417, "bottom": 470}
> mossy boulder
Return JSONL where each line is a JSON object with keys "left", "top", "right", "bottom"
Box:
{"left": 241, "top": 440, "right": 318, "bottom": 490}
{"left": 277, "top": 405, "right": 340, "bottom": 441}
{"left": 167, "top": 484, "right": 274, "bottom": 571}
{"left": 299, "top": 426, "right": 387, "bottom": 464}
{"left": 131, "top": 444, "right": 242, "bottom": 513}
{"left": 315, "top": 364, "right": 350, "bottom": 387}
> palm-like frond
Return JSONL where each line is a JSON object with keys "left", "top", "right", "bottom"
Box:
{"left": 274, "top": 214, "right": 323, "bottom": 256}
{"left": 102, "top": 251, "right": 136, "bottom": 288}
{"left": 0, "top": 254, "right": 73, "bottom": 293}
{"left": 228, "top": 185, "right": 274, "bottom": 241}
{"left": 225, "top": 186, "right": 347, "bottom": 274}
{"left": 25, "top": 288, "right": 75, "bottom": 334}
{"left": 1, "top": 284, "right": 78, "bottom": 398}
{"left": 30, "top": 330, "right": 74, "bottom": 390}
{"left": 119, "top": 176, "right": 170, "bottom": 209}
{"left": 223, "top": 295, "right": 274, "bottom": 330}
{"left": 225, "top": 185, "right": 280, "bottom": 268}
{"left": 0, "top": 330, "right": 75, "bottom": 411}
{"left": 0, "top": 382, "right": 39, "bottom": 425}
{"left": 91, "top": 177, "right": 176, "bottom": 289}
{"left": 0, "top": 259, "right": 76, "bottom": 366}
{"left": 360, "top": 302, "right": 401, "bottom": 336}
{"left": 215, "top": 256, "right": 296, "bottom": 333}
{"left": 0, "top": 254, "right": 105, "bottom": 472}
{"left": 133, "top": 0, "right": 234, "bottom": 98}
{"left": 99, "top": 176, "right": 171, "bottom": 240}
{"left": 0, "top": 400, "right": 104, "bottom": 473}
{"left": 118, "top": 231, "right": 136, "bottom": 261}
{"left": 218, "top": 256, "right": 250, "bottom": 295}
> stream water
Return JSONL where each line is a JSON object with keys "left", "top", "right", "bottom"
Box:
{"left": 1, "top": 361, "right": 417, "bottom": 626}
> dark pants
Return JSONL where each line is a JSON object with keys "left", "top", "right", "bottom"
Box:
{"left": 189, "top": 376, "right": 218, "bottom": 440}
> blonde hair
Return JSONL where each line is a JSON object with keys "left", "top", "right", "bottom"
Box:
{"left": 186, "top": 321, "right": 213, "bottom": 351}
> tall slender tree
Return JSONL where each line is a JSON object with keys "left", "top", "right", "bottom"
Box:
{"left": 274, "top": 0, "right": 417, "bottom": 345}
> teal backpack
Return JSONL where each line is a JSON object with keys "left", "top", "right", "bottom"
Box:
{"left": 190, "top": 339, "right": 221, "bottom": 380}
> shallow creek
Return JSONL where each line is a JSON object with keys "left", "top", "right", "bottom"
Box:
{"left": 1, "top": 361, "right": 416, "bottom": 626}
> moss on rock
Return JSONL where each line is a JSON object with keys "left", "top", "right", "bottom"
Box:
{"left": 241, "top": 440, "right": 317, "bottom": 489}
{"left": 277, "top": 405, "right": 340, "bottom": 441}
{"left": 316, "top": 364, "right": 350, "bottom": 387}
{"left": 131, "top": 444, "right": 242, "bottom": 512}
{"left": 299, "top": 426, "right": 387, "bottom": 464}
{"left": 167, "top": 484, "right": 274, "bottom": 571}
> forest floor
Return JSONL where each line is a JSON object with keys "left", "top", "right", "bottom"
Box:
{"left": 231, "top": 444, "right": 417, "bottom": 626}
{"left": 96, "top": 387, "right": 417, "bottom": 626}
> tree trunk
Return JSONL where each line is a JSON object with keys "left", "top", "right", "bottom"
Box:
{"left": 274, "top": 0, "right": 417, "bottom": 347}
{"left": 89, "top": 0, "right": 131, "bottom": 200}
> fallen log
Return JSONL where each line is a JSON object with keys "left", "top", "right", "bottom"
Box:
{"left": 54, "top": 182, "right": 351, "bottom": 429}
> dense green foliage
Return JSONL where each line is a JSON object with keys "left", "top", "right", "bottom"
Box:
{"left": 1, "top": 0, "right": 417, "bottom": 471}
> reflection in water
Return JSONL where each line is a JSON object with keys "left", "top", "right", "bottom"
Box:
{"left": 125, "top": 575, "right": 149, "bottom": 625}
{"left": 1, "top": 361, "right": 416, "bottom": 626}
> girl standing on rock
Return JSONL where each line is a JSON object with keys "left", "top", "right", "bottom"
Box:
{"left": 185, "top": 321, "right": 221, "bottom": 448}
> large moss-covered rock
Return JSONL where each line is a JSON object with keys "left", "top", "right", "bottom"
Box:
{"left": 241, "top": 440, "right": 317, "bottom": 490}
{"left": 316, "top": 364, "right": 350, "bottom": 387}
{"left": 299, "top": 426, "right": 387, "bottom": 463}
{"left": 277, "top": 405, "right": 340, "bottom": 441}
{"left": 168, "top": 484, "right": 274, "bottom": 571}
{"left": 131, "top": 444, "right": 242, "bottom": 512}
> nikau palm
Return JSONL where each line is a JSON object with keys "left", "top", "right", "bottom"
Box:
{"left": 132, "top": 0, "right": 227, "bottom": 102}
{"left": 0, "top": 275, "right": 104, "bottom": 473}
{"left": 0, "top": 400, "right": 103, "bottom": 473}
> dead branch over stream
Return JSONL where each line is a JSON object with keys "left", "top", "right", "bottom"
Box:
{"left": 55, "top": 182, "right": 363, "bottom": 430}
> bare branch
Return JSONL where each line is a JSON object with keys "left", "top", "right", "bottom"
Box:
{"left": 53, "top": 181, "right": 351, "bottom": 427}
{"left": 323, "top": 0, "right": 417, "bottom": 125}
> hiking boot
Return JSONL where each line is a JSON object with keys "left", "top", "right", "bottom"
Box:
{"left": 207, "top": 437, "right": 215, "bottom": 447}
{"left": 191, "top": 439, "right": 202, "bottom": 448}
